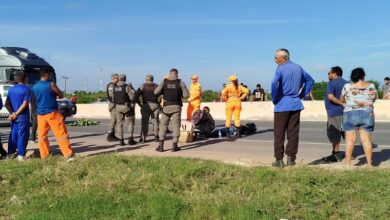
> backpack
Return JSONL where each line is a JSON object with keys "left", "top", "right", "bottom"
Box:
{"left": 179, "top": 121, "right": 195, "bottom": 143}
{"left": 240, "top": 123, "right": 257, "bottom": 136}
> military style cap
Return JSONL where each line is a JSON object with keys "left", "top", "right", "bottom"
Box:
{"left": 111, "top": 73, "right": 119, "bottom": 78}
{"left": 191, "top": 74, "right": 198, "bottom": 80}
{"left": 146, "top": 74, "right": 154, "bottom": 81}
{"left": 118, "top": 74, "right": 126, "bottom": 79}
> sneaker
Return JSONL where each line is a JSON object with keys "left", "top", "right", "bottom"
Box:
{"left": 287, "top": 156, "right": 296, "bottom": 166}
{"left": 17, "top": 155, "right": 25, "bottom": 161}
{"left": 66, "top": 157, "right": 76, "bottom": 163}
{"left": 272, "top": 160, "right": 285, "bottom": 168}
{"left": 6, "top": 154, "right": 16, "bottom": 160}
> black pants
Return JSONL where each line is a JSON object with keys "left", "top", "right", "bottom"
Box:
{"left": 274, "top": 111, "right": 301, "bottom": 160}
{"left": 0, "top": 137, "right": 7, "bottom": 156}
{"left": 31, "top": 114, "right": 38, "bottom": 141}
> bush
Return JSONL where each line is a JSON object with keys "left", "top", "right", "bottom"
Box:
{"left": 202, "top": 90, "right": 219, "bottom": 102}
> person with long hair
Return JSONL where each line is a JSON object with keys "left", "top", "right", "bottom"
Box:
{"left": 221, "top": 75, "right": 249, "bottom": 134}
{"left": 341, "top": 68, "right": 377, "bottom": 167}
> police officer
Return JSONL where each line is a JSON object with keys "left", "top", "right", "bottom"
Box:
{"left": 106, "top": 73, "right": 120, "bottom": 142}
{"left": 114, "top": 74, "right": 136, "bottom": 146}
{"left": 154, "top": 68, "right": 189, "bottom": 152}
{"left": 134, "top": 74, "right": 160, "bottom": 143}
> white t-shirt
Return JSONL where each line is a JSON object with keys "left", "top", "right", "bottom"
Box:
{"left": 341, "top": 83, "right": 377, "bottom": 112}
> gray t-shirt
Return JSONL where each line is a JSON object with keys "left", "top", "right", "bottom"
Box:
{"left": 382, "top": 84, "right": 390, "bottom": 93}
{"left": 341, "top": 83, "right": 377, "bottom": 112}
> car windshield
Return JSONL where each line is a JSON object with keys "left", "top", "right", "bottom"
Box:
{"left": 25, "top": 70, "right": 41, "bottom": 85}
{"left": 2, "top": 67, "right": 54, "bottom": 86}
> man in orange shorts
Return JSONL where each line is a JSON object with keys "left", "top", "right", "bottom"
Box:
{"left": 32, "top": 68, "right": 74, "bottom": 161}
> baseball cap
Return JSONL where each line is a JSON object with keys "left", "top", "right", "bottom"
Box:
{"left": 228, "top": 75, "right": 237, "bottom": 81}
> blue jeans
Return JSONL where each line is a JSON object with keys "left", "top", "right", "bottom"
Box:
{"left": 8, "top": 122, "right": 30, "bottom": 156}
{"left": 343, "top": 109, "right": 375, "bottom": 132}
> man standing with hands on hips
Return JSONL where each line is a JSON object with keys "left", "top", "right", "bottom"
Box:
{"left": 187, "top": 74, "right": 202, "bottom": 121}
{"left": 134, "top": 74, "right": 160, "bottom": 143}
{"left": 271, "top": 48, "right": 314, "bottom": 168}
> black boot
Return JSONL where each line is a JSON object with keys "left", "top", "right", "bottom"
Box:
{"left": 119, "top": 139, "right": 126, "bottom": 146}
{"left": 272, "top": 159, "right": 285, "bottom": 168}
{"left": 112, "top": 133, "right": 120, "bottom": 141}
{"left": 139, "top": 136, "right": 145, "bottom": 143}
{"left": 156, "top": 141, "right": 164, "bottom": 152}
{"left": 235, "top": 126, "right": 242, "bottom": 138}
{"left": 172, "top": 142, "right": 180, "bottom": 152}
{"left": 287, "top": 156, "right": 296, "bottom": 166}
{"left": 155, "top": 136, "right": 159, "bottom": 142}
{"left": 128, "top": 137, "right": 137, "bottom": 145}
{"left": 107, "top": 133, "right": 120, "bottom": 142}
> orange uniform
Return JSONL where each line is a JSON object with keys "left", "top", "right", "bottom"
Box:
{"left": 187, "top": 82, "right": 202, "bottom": 121}
{"left": 221, "top": 82, "right": 249, "bottom": 128}
{"left": 38, "top": 111, "right": 73, "bottom": 159}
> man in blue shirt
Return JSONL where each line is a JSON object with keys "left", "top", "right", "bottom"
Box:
{"left": 32, "top": 68, "right": 74, "bottom": 161}
{"left": 5, "top": 70, "right": 32, "bottom": 161}
{"left": 324, "top": 66, "right": 348, "bottom": 162}
{"left": 271, "top": 48, "right": 315, "bottom": 167}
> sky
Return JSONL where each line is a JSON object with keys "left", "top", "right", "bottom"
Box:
{"left": 1, "top": 0, "right": 390, "bottom": 92}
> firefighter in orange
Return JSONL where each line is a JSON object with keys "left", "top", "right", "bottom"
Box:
{"left": 221, "top": 75, "right": 249, "bottom": 131}
{"left": 187, "top": 74, "right": 202, "bottom": 121}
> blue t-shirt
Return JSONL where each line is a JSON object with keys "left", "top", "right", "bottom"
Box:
{"left": 324, "top": 77, "right": 348, "bottom": 117}
{"left": 271, "top": 61, "right": 315, "bottom": 112}
{"left": 32, "top": 80, "right": 58, "bottom": 115}
{"left": 7, "top": 84, "right": 32, "bottom": 122}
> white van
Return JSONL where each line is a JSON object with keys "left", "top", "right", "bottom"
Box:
{"left": 0, "top": 47, "right": 56, "bottom": 118}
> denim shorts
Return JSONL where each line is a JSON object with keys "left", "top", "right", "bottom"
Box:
{"left": 343, "top": 109, "right": 375, "bottom": 132}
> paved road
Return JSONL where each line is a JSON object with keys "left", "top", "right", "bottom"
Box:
{"left": 1, "top": 119, "right": 389, "bottom": 167}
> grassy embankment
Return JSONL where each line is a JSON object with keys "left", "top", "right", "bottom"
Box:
{"left": 1, "top": 155, "right": 389, "bottom": 219}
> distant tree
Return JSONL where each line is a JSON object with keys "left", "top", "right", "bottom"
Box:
{"left": 202, "top": 90, "right": 219, "bottom": 102}
{"left": 311, "top": 81, "right": 327, "bottom": 100}
{"left": 366, "top": 80, "right": 383, "bottom": 98}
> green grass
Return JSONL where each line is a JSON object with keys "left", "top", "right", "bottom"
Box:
{"left": 1, "top": 155, "right": 389, "bottom": 219}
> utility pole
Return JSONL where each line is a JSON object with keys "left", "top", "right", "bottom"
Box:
{"left": 62, "top": 76, "right": 70, "bottom": 96}
{"left": 99, "top": 67, "right": 103, "bottom": 92}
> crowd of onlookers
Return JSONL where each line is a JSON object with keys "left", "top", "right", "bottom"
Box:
{"left": 214, "top": 76, "right": 390, "bottom": 103}
{"left": 1, "top": 48, "right": 390, "bottom": 169}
